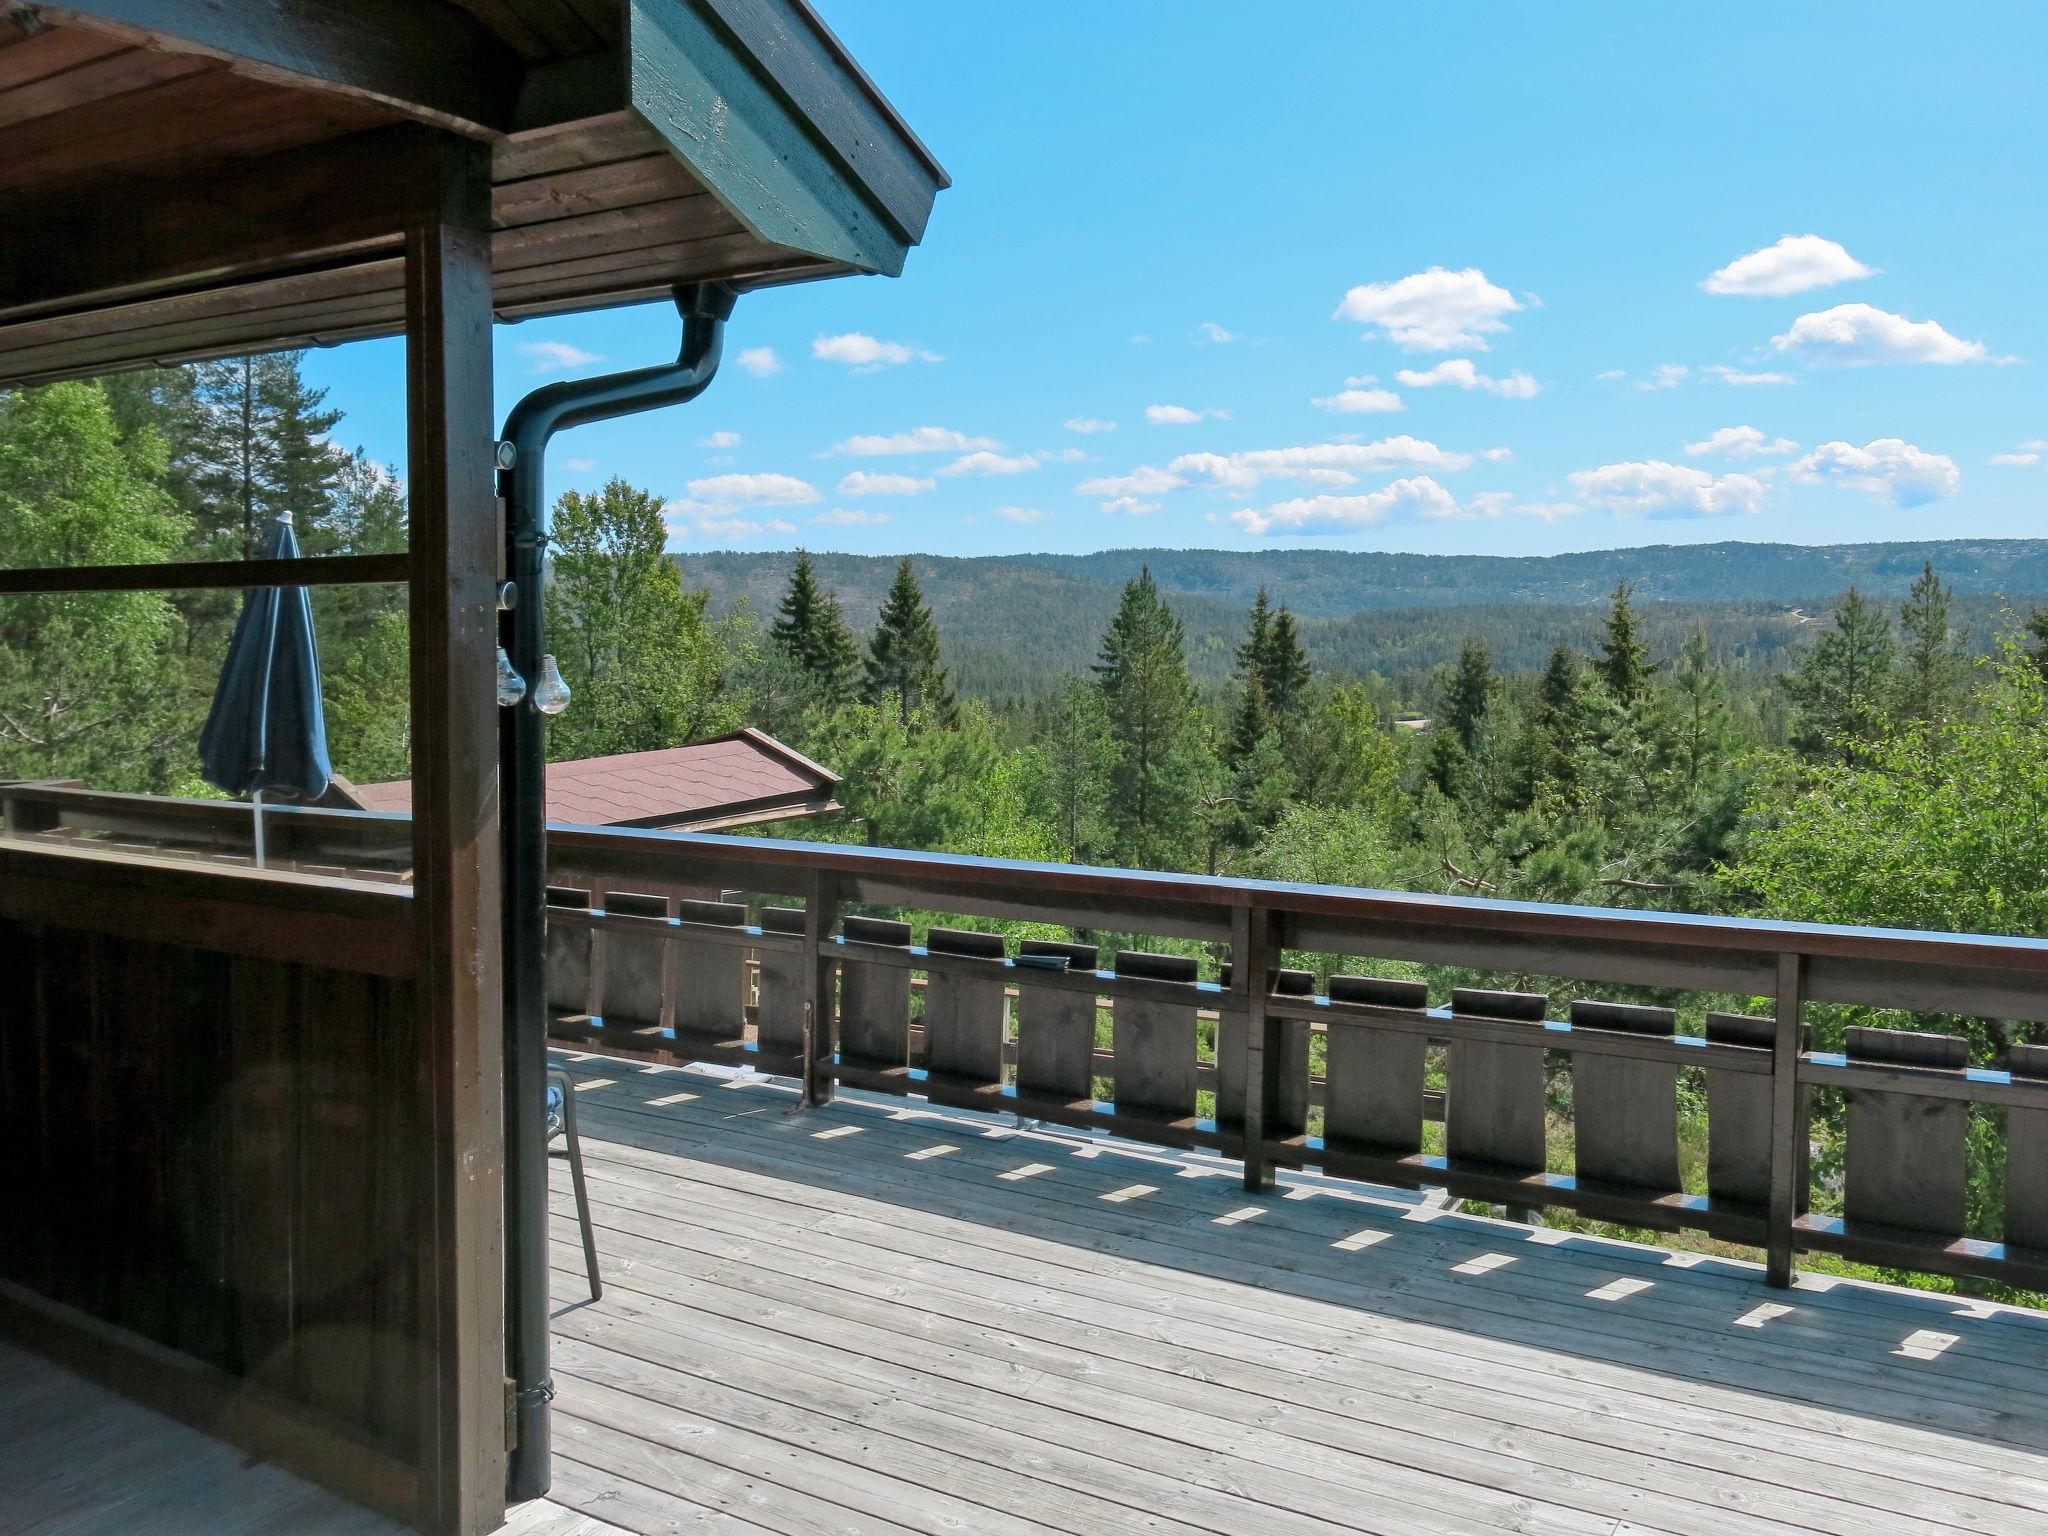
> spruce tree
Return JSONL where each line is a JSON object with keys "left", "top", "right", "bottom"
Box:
{"left": 769, "top": 549, "right": 859, "bottom": 702}
{"left": 1522, "top": 642, "right": 1585, "bottom": 806}
{"left": 1440, "top": 636, "right": 1495, "bottom": 753}
{"left": 863, "top": 557, "right": 952, "bottom": 726}
{"left": 1227, "top": 589, "right": 1276, "bottom": 765}
{"left": 1785, "top": 586, "right": 1895, "bottom": 765}
{"left": 2028, "top": 607, "right": 2048, "bottom": 677}
{"left": 1261, "top": 606, "right": 1311, "bottom": 717}
{"left": 1598, "top": 581, "right": 1655, "bottom": 704}
{"left": 1895, "top": 560, "right": 1968, "bottom": 725}
{"left": 1094, "top": 567, "right": 1204, "bottom": 867}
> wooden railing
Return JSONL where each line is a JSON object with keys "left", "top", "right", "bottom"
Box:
{"left": 9, "top": 784, "right": 2048, "bottom": 1293}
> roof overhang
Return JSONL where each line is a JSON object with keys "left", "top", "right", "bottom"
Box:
{"left": 0, "top": 0, "right": 948, "bottom": 386}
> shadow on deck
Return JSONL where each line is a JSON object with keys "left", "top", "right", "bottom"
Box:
{"left": 544, "top": 1050, "right": 2048, "bottom": 1536}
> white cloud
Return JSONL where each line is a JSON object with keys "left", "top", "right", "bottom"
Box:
{"left": 1685, "top": 425, "right": 1798, "bottom": 459}
{"left": 834, "top": 426, "right": 1001, "bottom": 456}
{"left": 684, "top": 515, "right": 798, "bottom": 541}
{"left": 1146, "top": 403, "right": 1227, "bottom": 425}
{"left": 1312, "top": 387, "right": 1405, "bottom": 414}
{"left": 812, "top": 332, "right": 941, "bottom": 369}
{"left": 1040, "top": 447, "right": 1088, "bottom": 463}
{"left": 1567, "top": 460, "right": 1767, "bottom": 517}
{"left": 2023, "top": 439, "right": 2048, "bottom": 451}
{"left": 812, "top": 507, "right": 894, "bottom": 527}
{"left": 1230, "top": 476, "right": 1459, "bottom": 536}
{"left": 698, "top": 430, "right": 741, "bottom": 449}
{"left": 1704, "top": 235, "right": 1875, "bottom": 297}
{"left": 561, "top": 457, "right": 597, "bottom": 473}
{"left": 516, "top": 339, "right": 601, "bottom": 372}
{"left": 1196, "top": 321, "right": 1238, "bottom": 343}
{"left": 1334, "top": 267, "right": 1521, "bottom": 351}
{"left": 939, "top": 450, "right": 1037, "bottom": 477}
{"left": 1102, "top": 497, "right": 1162, "bottom": 516}
{"left": 1772, "top": 303, "right": 1996, "bottom": 366}
{"left": 1077, "top": 465, "right": 1184, "bottom": 506}
{"left": 1786, "top": 438, "right": 1961, "bottom": 507}
{"left": 684, "top": 471, "right": 821, "bottom": 507}
{"left": 1480, "top": 446, "right": 1514, "bottom": 462}
{"left": 995, "top": 505, "right": 1045, "bottom": 523}
{"left": 1064, "top": 417, "right": 1116, "bottom": 434}
{"left": 736, "top": 346, "right": 782, "bottom": 378}
{"left": 836, "top": 471, "right": 934, "bottom": 496}
{"left": 1705, "top": 365, "right": 1796, "bottom": 386}
{"left": 1395, "top": 358, "right": 1539, "bottom": 398}
{"left": 1636, "top": 363, "right": 1690, "bottom": 391}
{"left": 1169, "top": 436, "right": 1472, "bottom": 492}
{"left": 1594, "top": 368, "right": 1627, "bottom": 382}
{"left": 1990, "top": 452, "right": 2040, "bottom": 467}
{"left": 1468, "top": 490, "right": 1581, "bottom": 523}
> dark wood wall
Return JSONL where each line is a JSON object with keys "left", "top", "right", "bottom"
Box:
{"left": 0, "top": 845, "right": 426, "bottom": 1516}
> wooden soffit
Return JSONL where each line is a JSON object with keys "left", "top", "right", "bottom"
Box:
{"left": 0, "top": 0, "right": 948, "bottom": 386}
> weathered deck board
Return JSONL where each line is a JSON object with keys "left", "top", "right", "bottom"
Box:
{"left": 546, "top": 1055, "right": 2048, "bottom": 1536}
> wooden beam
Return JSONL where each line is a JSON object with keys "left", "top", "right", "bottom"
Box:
{"left": 0, "top": 125, "right": 441, "bottom": 323}
{"left": 404, "top": 133, "right": 507, "bottom": 1536}
{"left": 35, "top": 0, "right": 525, "bottom": 137}
{"left": 0, "top": 551, "right": 408, "bottom": 595}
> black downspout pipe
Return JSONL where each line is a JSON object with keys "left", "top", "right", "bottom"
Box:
{"left": 499, "top": 280, "right": 738, "bottom": 1502}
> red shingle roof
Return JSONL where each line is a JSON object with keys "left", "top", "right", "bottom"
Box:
{"left": 345, "top": 729, "right": 839, "bottom": 830}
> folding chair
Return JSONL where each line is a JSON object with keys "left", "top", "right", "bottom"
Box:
{"left": 547, "top": 1069, "right": 602, "bottom": 1301}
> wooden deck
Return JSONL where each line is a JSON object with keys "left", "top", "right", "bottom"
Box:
{"left": 547, "top": 1050, "right": 2048, "bottom": 1536}
{"left": 0, "top": 1342, "right": 618, "bottom": 1536}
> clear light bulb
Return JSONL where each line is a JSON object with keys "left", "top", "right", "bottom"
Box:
{"left": 533, "top": 653, "right": 572, "bottom": 716}
{"left": 495, "top": 645, "right": 527, "bottom": 708}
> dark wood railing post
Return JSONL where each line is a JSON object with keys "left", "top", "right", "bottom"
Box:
{"left": 1235, "top": 905, "right": 1280, "bottom": 1193}
{"left": 801, "top": 872, "right": 842, "bottom": 1108}
{"left": 1766, "top": 951, "right": 1806, "bottom": 1288}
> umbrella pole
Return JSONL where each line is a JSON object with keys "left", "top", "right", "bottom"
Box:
{"left": 253, "top": 787, "right": 266, "bottom": 869}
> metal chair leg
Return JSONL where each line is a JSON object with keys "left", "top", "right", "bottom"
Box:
{"left": 550, "top": 1069, "right": 602, "bottom": 1301}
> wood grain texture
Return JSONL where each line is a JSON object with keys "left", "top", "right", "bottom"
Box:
{"left": 538, "top": 1060, "right": 2048, "bottom": 1536}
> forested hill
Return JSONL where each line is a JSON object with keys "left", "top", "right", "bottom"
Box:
{"left": 677, "top": 540, "right": 2048, "bottom": 698}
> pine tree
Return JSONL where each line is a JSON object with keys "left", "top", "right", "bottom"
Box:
{"left": 1261, "top": 606, "right": 1311, "bottom": 717}
{"left": 1598, "top": 582, "right": 1655, "bottom": 703}
{"left": 1895, "top": 560, "right": 1968, "bottom": 726}
{"left": 1671, "top": 627, "right": 1728, "bottom": 794}
{"left": 1785, "top": 586, "right": 1895, "bottom": 765}
{"left": 1094, "top": 567, "right": 1206, "bottom": 867}
{"left": 769, "top": 549, "right": 860, "bottom": 702}
{"left": 863, "top": 557, "right": 952, "bottom": 726}
{"left": 183, "top": 352, "right": 344, "bottom": 558}
{"left": 1441, "top": 636, "right": 1495, "bottom": 753}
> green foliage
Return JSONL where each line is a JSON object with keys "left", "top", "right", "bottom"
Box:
{"left": 0, "top": 382, "right": 190, "bottom": 789}
{"left": 1726, "top": 643, "right": 2048, "bottom": 944}
{"left": 546, "top": 478, "right": 738, "bottom": 760}
{"left": 863, "top": 557, "right": 953, "bottom": 727}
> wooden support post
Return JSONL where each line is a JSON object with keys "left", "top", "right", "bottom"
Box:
{"left": 1766, "top": 952, "right": 1805, "bottom": 1290}
{"left": 1235, "top": 906, "right": 1279, "bottom": 1193}
{"left": 404, "top": 135, "right": 506, "bottom": 1536}
{"left": 801, "top": 873, "right": 842, "bottom": 1107}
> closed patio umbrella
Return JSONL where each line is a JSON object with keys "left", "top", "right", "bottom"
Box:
{"left": 198, "top": 512, "right": 332, "bottom": 867}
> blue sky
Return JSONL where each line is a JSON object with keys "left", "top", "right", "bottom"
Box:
{"left": 305, "top": 2, "right": 2048, "bottom": 560}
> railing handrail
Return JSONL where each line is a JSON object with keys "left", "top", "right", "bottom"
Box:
{"left": 12, "top": 781, "right": 2048, "bottom": 982}
{"left": 544, "top": 820, "right": 2048, "bottom": 984}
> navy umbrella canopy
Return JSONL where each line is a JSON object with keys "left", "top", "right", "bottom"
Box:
{"left": 198, "top": 513, "right": 332, "bottom": 865}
